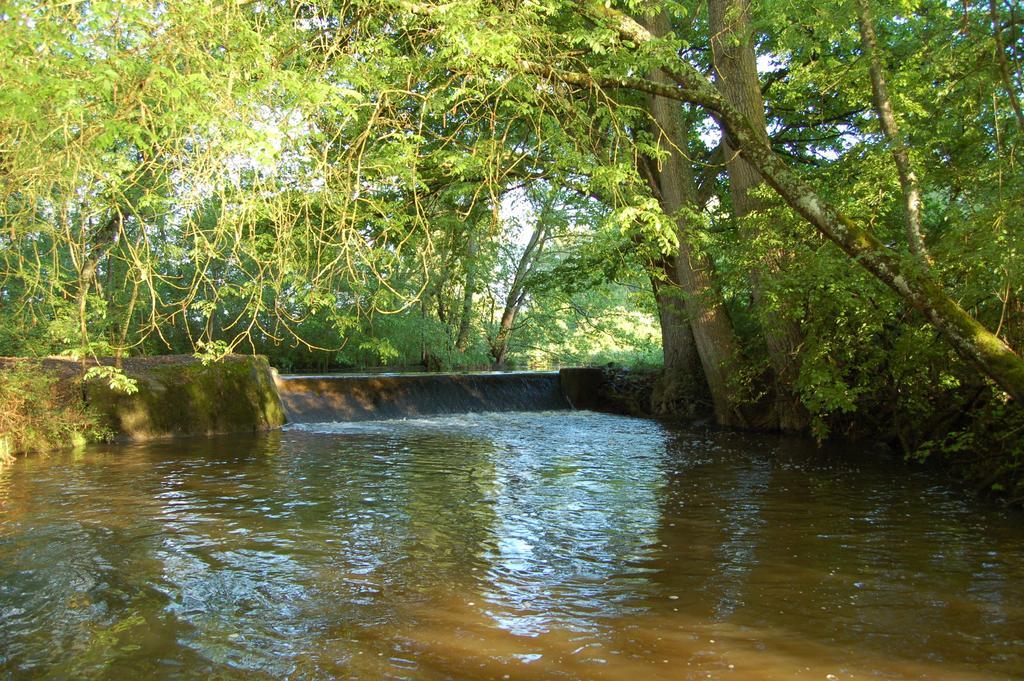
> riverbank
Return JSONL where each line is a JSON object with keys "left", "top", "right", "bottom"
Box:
{"left": 0, "top": 355, "right": 286, "bottom": 461}
{"left": 2, "top": 356, "right": 1020, "bottom": 506}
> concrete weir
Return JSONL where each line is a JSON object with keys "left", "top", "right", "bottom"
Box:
{"left": 274, "top": 370, "right": 585, "bottom": 423}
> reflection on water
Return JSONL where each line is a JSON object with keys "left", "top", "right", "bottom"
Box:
{"left": 1, "top": 411, "right": 1023, "bottom": 680}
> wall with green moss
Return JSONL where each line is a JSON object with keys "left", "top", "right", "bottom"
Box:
{"left": 0, "top": 355, "right": 286, "bottom": 459}
{"left": 85, "top": 355, "right": 286, "bottom": 441}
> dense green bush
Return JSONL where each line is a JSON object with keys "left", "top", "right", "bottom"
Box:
{"left": 0, "top": 364, "right": 112, "bottom": 463}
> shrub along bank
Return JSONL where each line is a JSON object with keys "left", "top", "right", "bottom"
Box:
{"left": 0, "top": 361, "right": 110, "bottom": 464}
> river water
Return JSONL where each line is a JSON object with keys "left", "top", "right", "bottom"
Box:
{"left": 1, "top": 411, "right": 1022, "bottom": 680}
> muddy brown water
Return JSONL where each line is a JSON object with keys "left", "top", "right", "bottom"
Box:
{"left": 1, "top": 411, "right": 1022, "bottom": 680}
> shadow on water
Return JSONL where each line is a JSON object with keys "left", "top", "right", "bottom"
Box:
{"left": 1, "top": 412, "right": 1023, "bottom": 679}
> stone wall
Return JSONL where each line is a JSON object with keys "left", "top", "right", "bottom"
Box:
{"left": 86, "top": 355, "right": 286, "bottom": 441}
{"left": 0, "top": 355, "right": 286, "bottom": 457}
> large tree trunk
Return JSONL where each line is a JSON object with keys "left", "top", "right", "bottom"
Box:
{"left": 491, "top": 304, "right": 517, "bottom": 367}
{"left": 642, "top": 11, "right": 747, "bottom": 427}
{"left": 490, "top": 221, "right": 546, "bottom": 367}
{"left": 854, "top": 0, "right": 929, "bottom": 261}
{"left": 587, "top": 2, "right": 1024, "bottom": 403}
{"left": 114, "top": 277, "right": 140, "bottom": 370}
{"left": 707, "top": 0, "right": 809, "bottom": 431}
{"left": 75, "top": 210, "right": 122, "bottom": 366}
{"left": 651, "top": 255, "right": 708, "bottom": 416}
{"left": 455, "top": 231, "right": 478, "bottom": 352}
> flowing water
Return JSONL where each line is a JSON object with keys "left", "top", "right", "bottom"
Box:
{"left": 1, "top": 411, "right": 1022, "bottom": 680}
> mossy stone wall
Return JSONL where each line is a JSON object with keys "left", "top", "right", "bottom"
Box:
{"left": 86, "top": 355, "right": 286, "bottom": 441}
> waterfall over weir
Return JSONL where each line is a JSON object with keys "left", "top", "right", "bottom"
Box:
{"left": 274, "top": 371, "right": 573, "bottom": 423}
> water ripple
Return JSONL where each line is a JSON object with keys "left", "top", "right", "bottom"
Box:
{"left": 1, "top": 412, "right": 1022, "bottom": 680}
